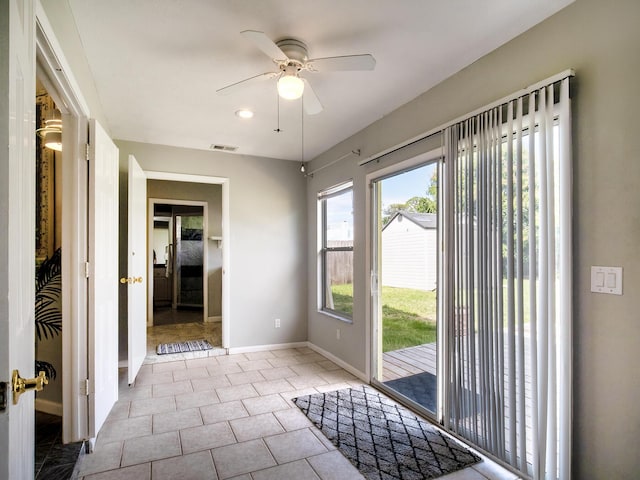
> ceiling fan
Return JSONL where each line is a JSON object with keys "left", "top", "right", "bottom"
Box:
{"left": 216, "top": 30, "right": 376, "bottom": 115}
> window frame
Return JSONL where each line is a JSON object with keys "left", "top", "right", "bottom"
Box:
{"left": 318, "top": 181, "right": 354, "bottom": 321}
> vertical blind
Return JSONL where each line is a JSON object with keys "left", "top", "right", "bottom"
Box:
{"left": 442, "top": 76, "right": 572, "bottom": 479}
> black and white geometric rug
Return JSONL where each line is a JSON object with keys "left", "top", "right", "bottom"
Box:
{"left": 156, "top": 339, "right": 213, "bottom": 355}
{"left": 293, "top": 386, "right": 481, "bottom": 479}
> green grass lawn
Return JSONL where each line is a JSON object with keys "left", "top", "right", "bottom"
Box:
{"left": 330, "top": 284, "right": 354, "bottom": 316}
{"left": 330, "top": 284, "right": 437, "bottom": 352}
{"left": 381, "top": 287, "right": 437, "bottom": 352}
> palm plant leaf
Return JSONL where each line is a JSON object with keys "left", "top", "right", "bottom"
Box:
{"left": 36, "top": 248, "right": 61, "bottom": 291}
{"left": 35, "top": 248, "right": 62, "bottom": 341}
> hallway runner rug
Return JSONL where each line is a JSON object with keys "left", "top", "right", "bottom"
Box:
{"left": 156, "top": 339, "right": 213, "bottom": 355}
{"left": 293, "top": 385, "right": 481, "bottom": 480}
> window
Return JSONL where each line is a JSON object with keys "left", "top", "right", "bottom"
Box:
{"left": 319, "top": 182, "right": 354, "bottom": 320}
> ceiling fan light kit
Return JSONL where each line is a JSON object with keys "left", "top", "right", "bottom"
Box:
{"left": 277, "top": 74, "right": 304, "bottom": 100}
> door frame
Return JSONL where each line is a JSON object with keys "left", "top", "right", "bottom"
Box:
{"left": 145, "top": 172, "right": 231, "bottom": 349}
{"left": 147, "top": 198, "right": 209, "bottom": 324}
{"left": 365, "top": 148, "right": 443, "bottom": 418}
{"left": 36, "top": 5, "right": 92, "bottom": 443}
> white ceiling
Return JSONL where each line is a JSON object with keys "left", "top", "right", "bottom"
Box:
{"left": 67, "top": 0, "right": 572, "bottom": 162}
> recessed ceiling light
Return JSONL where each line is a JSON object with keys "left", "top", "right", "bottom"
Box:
{"left": 235, "top": 109, "right": 254, "bottom": 119}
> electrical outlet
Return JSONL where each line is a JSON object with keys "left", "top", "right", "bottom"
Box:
{"left": 336, "top": 328, "right": 340, "bottom": 340}
{"left": 275, "top": 318, "right": 281, "bottom": 328}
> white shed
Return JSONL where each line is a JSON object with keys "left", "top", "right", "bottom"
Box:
{"left": 382, "top": 211, "right": 437, "bottom": 291}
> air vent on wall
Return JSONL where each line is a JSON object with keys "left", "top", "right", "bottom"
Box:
{"left": 210, "top": 144, "right": 238, "bottom": 152}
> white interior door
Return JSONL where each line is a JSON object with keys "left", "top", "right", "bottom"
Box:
{"left": 0, "top": 1, "right": 36, "bottom": 477}
{"left": 88, "top": 119, "right": 119, "bottom": 438}
{"left": 127, "top": 155, "right": 147, "bottom": 385}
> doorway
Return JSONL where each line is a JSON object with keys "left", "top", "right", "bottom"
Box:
{"left": 143, "top": 173, "right": 231, "bottom": 354}
{"left": 152, "top": 203, "right": 205, "bottom": 325}
{"left": 33, "top": 75, "right": 85, "bottom": 477}
{"left": 370, "top": 159, "right": 441, "bottom": 417}
{"left": 145, "top": 189, "right": 224, "bottom": 360}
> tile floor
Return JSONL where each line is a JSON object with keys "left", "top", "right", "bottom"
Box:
{"left": 35, "top": 411, "right": 84, "bottom": 479}
{"left": 152, "top": 307, "right": 205, "bottom": 326}
{"left": 76, "top": 346, "right": 521, "bottom": 480}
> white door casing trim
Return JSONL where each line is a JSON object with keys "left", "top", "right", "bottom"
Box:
{"left": 35, "top": 2, "right": 90, "bottom": 117}
{"left": 35, "top": 3, "right": 92, "bottom": 443}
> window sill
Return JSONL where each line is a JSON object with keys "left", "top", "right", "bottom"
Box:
{"left": 318, "top": 309, "right": 353, "bottom": 324}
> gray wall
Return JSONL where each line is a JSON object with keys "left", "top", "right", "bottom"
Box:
{"left": 117, "top": 140, "right": 308, "bottom": 349}
{"left": 306, "top": 0, "right": 640, "bottom": 477}
{"left": 147, "top": 180, "right": 223, "bottom": 318}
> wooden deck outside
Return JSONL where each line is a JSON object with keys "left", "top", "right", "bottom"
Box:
{"left": 382, "top": 343, "right": 436, "bottom": 381}
{"left": 382, "top": 339, "right": 535, "bottom": 470}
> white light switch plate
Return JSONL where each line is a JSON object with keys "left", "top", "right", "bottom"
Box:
{"left": 591, "top": 266, "right": 623, "bottom": 295}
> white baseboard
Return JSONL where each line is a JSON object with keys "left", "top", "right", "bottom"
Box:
{"left": 206, "top": 316, "right": 222, "bottom": 323}
{"left": 228, "top": 341, "right": 308, "bottom": 355}
{"left": 307, "top": 342, "right": 369, "bottom": 382}
{"left": 35, "top": 398, "right": 63, "bottom": 416}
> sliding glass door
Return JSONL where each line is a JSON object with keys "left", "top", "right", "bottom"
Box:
{"left": 371, "top": 161, "right": 440, "bottom": 417}
{"left": 369, "top": 76, "right": 572, "bottom": 479}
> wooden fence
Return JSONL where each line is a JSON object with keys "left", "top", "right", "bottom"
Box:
{"left": 326, "top": 240, "right": 353, "bottom": 285}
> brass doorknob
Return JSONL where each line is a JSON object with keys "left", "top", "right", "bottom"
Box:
{"left": 120, "top": 277, "right": 144, "bottom": 284}
{"left": 12, "top": 370, "right": 48, "bottom": 405}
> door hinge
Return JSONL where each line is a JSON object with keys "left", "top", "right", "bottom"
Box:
{"left": 84, "top": 262, "right": 90, "bottom": 278}
{"left": 80, "top": 379, "right": 90, "bottom": 396}
{"left": 85, "top": 143, "right": 90, "bottom": 161}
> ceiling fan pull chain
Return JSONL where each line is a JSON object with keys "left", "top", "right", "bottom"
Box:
{"left": 274, "top": 90, "right": 282, "bottom": 133}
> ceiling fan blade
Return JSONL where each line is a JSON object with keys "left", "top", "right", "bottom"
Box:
{"left": 307, "top": 54, "right": 376, "bottom": 72}
{"left": 216, "top": 72, "right": 278, "bottom": 96}
{"left": 240, "top": 30, "right": 287, "bottom": 61}
{"left": 302, "top": 78, "right": 323, "bottom": 115}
